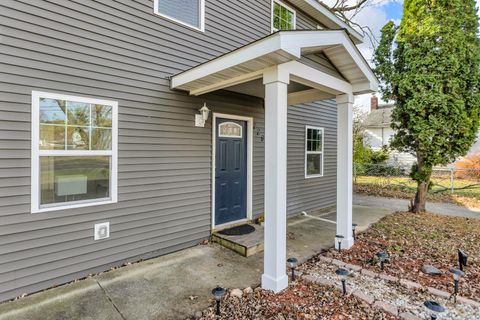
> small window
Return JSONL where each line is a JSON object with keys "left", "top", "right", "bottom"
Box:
{"left": 219, "top": 122, "right": 242, "bottom": 138}
{"left": 272, "top": 0, "right": 296, "bottom": 32}
{"left": 154, "top": 0, "right": 205, "bottom": 31}
{"left": 305, "top": 126, "right": 324, "bottom": 178}
{"left": 31, "top": 92, "right": 118, "bottom": 213}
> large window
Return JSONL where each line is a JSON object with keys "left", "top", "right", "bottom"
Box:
{"left": 305, "top": 126, "right": 324, "bottom": 178}
{"left": 272, "top": 0, "right": 296, "bottom": 31}
{"left": 31, "top": 92, "right": 118, "bottom": 213}
{"left": 154, "top": 0, "right": 205, "bottom": 31}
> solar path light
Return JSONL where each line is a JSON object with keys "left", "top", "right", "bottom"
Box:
{"left": 352, "top": 223, "right": 358, "bottom": 240}
{"left": 335, "top": 268, "right": 349, "bottom": 295}
{"left": 424, "top": 300, "right": 445, "bottom": 320}
{"left": 287, "top": 257, "right": 298, "bottom": 281}
{"left": 335, "top": 234, "right": 344, "bottom": 252}
{"left": 458, "top": 249, "right": 468, "bottom": 271}
{"left": 211, "top": 286, "right": 225, "bottom": 316}
{"left": 449, "top": 268, "right": 465, "bottom": 303}
{"left": 376, "top": 251, "right": 389, "bottom": 271}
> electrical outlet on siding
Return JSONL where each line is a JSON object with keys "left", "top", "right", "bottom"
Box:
{"left": 94, "top": 222, "right": 110, "bottom": 240}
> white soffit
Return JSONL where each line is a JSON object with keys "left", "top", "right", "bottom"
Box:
{"left": 170, "top": 30, "right": 378, "bottom": 96}
{"left": 289, "top": 0, "right": 364, "bottom": 44}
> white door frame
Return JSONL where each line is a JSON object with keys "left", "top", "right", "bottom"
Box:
{"left": 211, "top": 113, "right": 253, "bottom": 231}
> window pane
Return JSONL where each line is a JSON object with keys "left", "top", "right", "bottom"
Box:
{"left": 67, "top": 101, "right": 90, "bottom": 126}
{"left": 158, "top": 0, "right": 201, "bottom": 28}
{"left": 40, "top": 124, "right": 65, "bottom": 150}
{"left": 307, "top": 153, "right": 322, "bottom": 176}
{"left": 273, "top": 15, "right": 280, "bottom": 29}
{"left": 67, "top": 126, "right": 90, "bottom": 150}
{"left": 40, "top": 156, "right": 110, "bottom": 206}
{"left": 92, "top": 104, "right": 112, "bottom": 127}
{"left": 40, "top": 99, "right": 66, "bottom": 125}
{"left": 91, "top": 128, "right": 112, "bottom": 150}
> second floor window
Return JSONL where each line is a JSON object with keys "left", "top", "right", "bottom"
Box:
{"left": 154, "top": 0, "right": 205, "bottom": 31}
{"left": 272, "top": 0, "right": 296, "bottom": 31}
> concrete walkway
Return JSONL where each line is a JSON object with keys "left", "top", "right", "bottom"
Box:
{"left": 353, "top": 194, "right": 480, "bottom": 219}
{"left": 0, "top": 206, "right": 391, "bottom": 320}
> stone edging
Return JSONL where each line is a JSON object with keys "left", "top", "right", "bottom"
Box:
{"left": 302, "top": 256, "right": 480, "bottom": 320}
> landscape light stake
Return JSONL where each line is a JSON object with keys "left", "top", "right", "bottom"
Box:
{"left": 287, "top": 257, "right": 298, "bottom": 281}
{"left": 335, "top": 234, "right": 344, "bottom": 252}
{"left": 352, "top": 224, "right": 358, "bottom": 240}
{"left": 335, "top": 268, "right": 349, "bottom": 295}
{"left": 449, "top": 268, "right": 465, "bottom": 303}
{"left": 376, "top": 251, "right": 389, "bottom": 271}
{"left": 211, "top": 286, "right": 225, "bottom": 316}
{"left": 424, "top": 300, "right": 445, "bottom": 320}
{"left": 458, "top": 249, "right": 468, "bottom": 271}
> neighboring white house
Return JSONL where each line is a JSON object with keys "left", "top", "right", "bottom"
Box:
{"left": 363, "top": 95, "right": 417, "bottom": 168}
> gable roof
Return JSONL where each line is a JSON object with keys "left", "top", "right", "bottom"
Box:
{"left": 171, "top": 30, "right": 378, "bottom": 96}
{"left": 363, "top": 105, "right": 394, "bottom": 128}
{"left": 292, "top": 0, "right": 364, "bottom": 44}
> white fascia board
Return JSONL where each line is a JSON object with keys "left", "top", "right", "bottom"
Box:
{"left": 295, "top": 0, "right": 364, "bottom": 44}
{"left": 171, "top": 33, "right": 300, "bottom": 91}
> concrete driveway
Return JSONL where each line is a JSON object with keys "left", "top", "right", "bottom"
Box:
{"left": 0, "top": 205, "right": 391, "bottom": 320}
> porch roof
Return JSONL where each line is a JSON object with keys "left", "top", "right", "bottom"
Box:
{"left": 170, "top": 30, "right": 378, "bottom": 98}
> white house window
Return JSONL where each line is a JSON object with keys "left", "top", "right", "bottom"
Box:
{"left": 305, "top": 126, "right": 324, "bottom": 178}
{"left": 154, "top": 0, "right": 205, "bottom": 31}
{"left": 272, "top": 0, "right": 296, "bottom": 31}
{"left": 31, "top": 92, "right": 118, "bottom": 213}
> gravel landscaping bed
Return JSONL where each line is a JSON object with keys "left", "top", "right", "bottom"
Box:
{"left": 188, "top": 281, "right": 398, "bottom": 320}
{"left": 299, "top": 260, "right": 480, "bottom": 319}
{"left": 326, "top": 212, "right": 480, "bottom": 301}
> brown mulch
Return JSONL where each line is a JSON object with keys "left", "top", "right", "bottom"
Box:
{"left": 189, "top": 281, "right": 398, "bottom": 320}
{"left": 353, "top": 184, "right": 480, "bottom": 209}
{"left": 324, "top": 212, "right": 480, "bottom": 301}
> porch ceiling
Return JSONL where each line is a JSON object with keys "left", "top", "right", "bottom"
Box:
{"left": 170, "top": 30, "right": 378, "bottom": 98}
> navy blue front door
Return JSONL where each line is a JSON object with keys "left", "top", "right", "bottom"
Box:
{"left": 215, "top": 118, "right": 247, "bottom": 226}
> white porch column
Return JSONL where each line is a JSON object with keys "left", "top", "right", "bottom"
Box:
{"left": 336, "top": 93, "right": 354, "bottom": 249}
{"left": 261, "top": 68, "right": 289, "bottom": 293}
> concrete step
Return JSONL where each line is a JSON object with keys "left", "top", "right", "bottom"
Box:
{"left": 211, "top": 224, "right": 264, "bottom": 257}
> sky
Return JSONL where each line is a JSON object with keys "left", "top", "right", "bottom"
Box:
{"left": 320, "top": 0, "right": 480, "bottom": 111}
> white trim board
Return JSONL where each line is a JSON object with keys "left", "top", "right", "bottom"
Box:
{"left": 211, "top": 113, "right": 253, "bottom": 231}
{"left": 31, "top": 91, "right": 118, "bottom": 213}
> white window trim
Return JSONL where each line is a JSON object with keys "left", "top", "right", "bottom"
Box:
{"left": 153, "top": 0, "right": 205, "bottom": 32}
{"left": 31, "top": 91, "right": 118, "bottom": 213}
{"left": 305, "top": 125, "right": 324, "bottom": 179}
{"left": 271, "top": 0, "right": 297, "bottom": 33}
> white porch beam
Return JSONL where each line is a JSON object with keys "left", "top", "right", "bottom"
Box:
{"left": 280, "top": 61, "right": 353, "bottom": 95}
{"left": 336, "top": 93, "right": 354, "bottom": 250}
{"left": 261, "top": 67, "right": 289, "bottom": 293}
{"left": 288, "top": 89, "right": 335, "bottom": 105}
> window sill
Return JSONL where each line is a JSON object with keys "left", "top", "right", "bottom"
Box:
{"left": 305, "top": 174, "right": 324, "bottom": 179}
{"left": 32, "top": 198, "right": 117, "bottom": 214}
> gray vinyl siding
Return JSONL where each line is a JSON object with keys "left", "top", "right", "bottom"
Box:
{"left": 287, "top": 101, "right": 337, "bottom": 215}
{"left": 0, "top": 0, "right": 337, "bottom": 301}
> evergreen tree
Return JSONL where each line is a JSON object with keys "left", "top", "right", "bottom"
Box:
{"left": 373, "top": 0, "right": 480, "bottom": 212}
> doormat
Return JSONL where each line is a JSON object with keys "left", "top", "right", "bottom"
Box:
{"left": 218, "top": 224, "right": 255, "bottom": 236}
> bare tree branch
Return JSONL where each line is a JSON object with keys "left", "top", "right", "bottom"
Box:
{"left": 330, "top": 0, "right": 368, "bottom": 12}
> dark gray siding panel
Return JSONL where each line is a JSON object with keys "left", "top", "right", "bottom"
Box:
{"left": 0, "top": 0, "right": 335, "bottom": 301}
{"left": 287, "top": 101, "right": 337, "bottom": 215}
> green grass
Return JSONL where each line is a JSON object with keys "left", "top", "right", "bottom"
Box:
{"left": 355, "top": 175, "right": 480, "bottom": 199}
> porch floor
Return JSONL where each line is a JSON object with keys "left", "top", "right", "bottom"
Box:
{"left": 0, "top": 204, "right": 393, "bottom": 320}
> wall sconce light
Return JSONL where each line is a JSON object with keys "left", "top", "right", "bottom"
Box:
{"left": 195, "top": 103, "right": 210, "bottom": 127}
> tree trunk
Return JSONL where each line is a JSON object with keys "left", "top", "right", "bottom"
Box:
{"left": 411, "top": 155, "right": 431, "bottom": 213}
{"left": 412, "top": 180, "right": 428, "bottom": 213}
